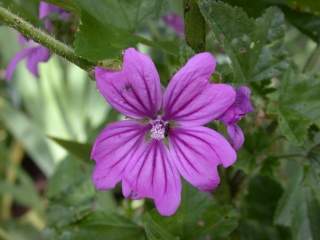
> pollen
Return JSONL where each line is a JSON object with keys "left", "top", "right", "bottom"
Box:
{"left": 150, "top": 119, "right": 168, "bottom": 140}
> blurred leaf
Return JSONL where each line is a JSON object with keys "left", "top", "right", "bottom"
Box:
{"left": 277, "top": 71, "right": 320, "bottom": 144}
{"left": 143, "top": 213, "right": 177, "bottom": 240}
{"left": 274, "top": 160, "right": 320, "bottom": 240}
{"left": 237, "top": 175, "right": 289, "bottom": 240}
{"left": 245, "top": 176, "right": 283, "bottom": 223}
{"left": 146, "top": 184, "right": 239, "bottom": 240}
{"left": 0, "top": 99, "right": 55, "bottom": 177}
{"left": 61, "top": 211, "right": 145, "bottom": 240}
{"left": 0, "top": 221, "right": 41, "bottom": 240}
{"left": 46, "top": 156, "right": 94, "bottom": 202}
{"left": 0, "top": 0, "right": 40, "bottom": 25}
{"left": 199, "top": 1, "right": 288, "bottom": 83}
{"left": 49, "top": 136, "right": 91, "bottom": 161}
{"left": 280, "top": 6, "right": 320, "bottom": 43}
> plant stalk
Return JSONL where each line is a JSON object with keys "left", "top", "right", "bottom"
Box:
{"left": 0, "top": 6, "right": 94, "bottom": 72}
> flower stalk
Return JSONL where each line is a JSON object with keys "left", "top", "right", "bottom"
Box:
{"left": 0, "top": 6, "right": 94, "bottom": 72}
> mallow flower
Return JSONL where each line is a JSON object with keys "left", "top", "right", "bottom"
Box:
{"left": 219, "top": 86, "right": 253, "bottom": 150}
{"left": 5, "top": 35, "right": 50, "bottom": 80}
{"left": 92, "top": 48, "right": 237, "bottom": 216}
{"left": 162, "top": 13, "right": 184, "bottom": 37}
{"left": 39, "top": 1, "right": 70, "bottom": 31}
{"left": 5, "top": 1, "right": 68, "bottom": 81}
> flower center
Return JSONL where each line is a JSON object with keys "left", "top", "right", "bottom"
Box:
{"left": 150, "top": 119, "right": 168, "bottom": 140}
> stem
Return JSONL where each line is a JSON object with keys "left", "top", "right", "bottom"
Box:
{"left": 0, "top": 6, "right": 94, "bottom": 72}
{"left": 183, "top": 0, "right": 206, "bottom": 52}
{"left": 303, "top": 44, "right": 320, "bottom": 73}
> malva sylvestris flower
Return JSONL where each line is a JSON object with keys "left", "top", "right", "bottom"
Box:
{"left": 5, "top": 35, "right": 50, "bottom": 80}
{"left": 5, "top": 1, "right": 68, "bottom": 81}
{"left": 39, "top": 1, "right": 70, "bottom": 31}
{"left": 92, "top": 48, "right": 237, "bottom": 216}
{"left": 162, "top": 13, "right": 184, "bottom": 37}
{"left": 219, "top": 86, "right": 253, "bottom": 150}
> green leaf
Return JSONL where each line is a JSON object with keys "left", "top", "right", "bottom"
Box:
{"left": 0, "top": 99, "right": 55, "bottom": 177}
{"left": 49, "top": 136, "right": 91, "bottom": 161}
{"left": 74, "top": 12, "right": 140, "bottom": 61}
{"left": 146, "top": 184, "right": 239, "bottom": 240}
{"left": 199, "top": 1, "right": 288, "bottom": 83}
{"left": 277, "top": 71, "right": 320, "bottom": 144}
{"left": 144, "top": 213, "right": 177, "bottom": 240}
{"left": 73, "top": 0, "right": 167, "bottom": 31}
{"left": 280, "top": 6, "right": 320, "bottom": 43}
{"left": 274, "top": 160, "right": 320, "bottom": 240}
{"left": 63, "top": 211, "right": 145, "bottom": 240}
{"left": 0, "top": 171, "right": 43, "bottom": 211}
{"left": 245, "top": 176, "right": 283, "bottom": 223}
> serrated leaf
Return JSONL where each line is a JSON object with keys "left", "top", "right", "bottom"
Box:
{"left": 74, "top": 12, "right": 139, "bottom": 61}
{"left": 199, "top": 1, "right": 288, "bottom": 83}
{"left": 277, "top": 70, "right": 320, "bottom": 144}
{"left": 73, "top": 0, "right": 167, "bottom": 31}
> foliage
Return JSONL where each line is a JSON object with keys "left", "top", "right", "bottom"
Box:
{"left": 0, "top": 0, "right": 320, "bottom": 239}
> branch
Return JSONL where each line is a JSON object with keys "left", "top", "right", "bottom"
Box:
{"left": 0, "top": 6, "right": 95, "bottom": 72}
{"left": 183, "top": 0, "right": 206, "bottom": 52}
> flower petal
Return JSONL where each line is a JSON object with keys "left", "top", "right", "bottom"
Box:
{"left": 5, "top": 48, "right": 34, "bottom": 81}
{"left": 95, "top": 48, "right": 162, "bottom": 119}
{"left": 26, "top": 46, "right": 51, "bottom": 77}
{"left": 91, "top": 120, "right": 149, "bottom": 190}
{"left": 226, "top": 124, "right": 244, "bottom": 150}
{"left": 123, "top": 140, "right": 181, "bottom": 216}
{"left": 163, "top": 53, "right": 235, "bottom": 125}
{"left": 169, "top": 126, "right": 236, "bottom": 191}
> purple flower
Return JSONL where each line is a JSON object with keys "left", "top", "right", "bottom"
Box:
{"left": 5, "top": 2, "right": 69, "bottom": 81}
{"left": 92, "top": 48, "right": 237, "bottom": 216}
{"left": 39, "top": 1, "right": 70, "bottom": 31}
{"left": 219, "top": 86, "right": 253, "bottom": 150}
{"left": 162, "top": 13, "right": 184, "bottom": 37}
{"left": 5, "top": 35, "right": 50, "bottom": 81}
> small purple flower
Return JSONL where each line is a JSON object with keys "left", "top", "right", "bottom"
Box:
{"left": 219, "top": 86, "right": 253, "bottom": 150}
{"left": 92, "top": 48, "right": 237, "bottom": 216}
{"left": 5, "top": 2, "right": 69, "bottom": 81}
{"left": 162, "top": 13, "right": 184, "bottom": 37}
{"left": 5, "top": 35, "right": 50, "bottom": 80}
{"left": 39, "top": 1, "right": 70, "bottom": 31}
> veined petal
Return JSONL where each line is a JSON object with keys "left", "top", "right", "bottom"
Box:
{"left": 95, "top": 48, "right": 162, "bottom": 119}
{"left": 26, "top": 46, "right": 51, "bottom": 77}
{"left": 5, "top": 48, "right": 34, "bottom": 81}
{"left": 169, "top": 126, "right": 236, "bottom": 191}
{"left": 163, "top": 53, "right": 235, "bottom": 125}
{"left": 91, "top": 120, "right": 149, "bottom": 190}
{"left": 123, "top": 140, "right": 181, "bottom": 216}
{"left": 226, "top": 124, "right": 244, "bottom": 150}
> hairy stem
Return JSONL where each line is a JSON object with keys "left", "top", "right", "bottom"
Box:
{"left": 0, "top": 6, "right": 94, "bottom": 72}
{"left": 183, "top": 0, "right": 206, "bottom": 52}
